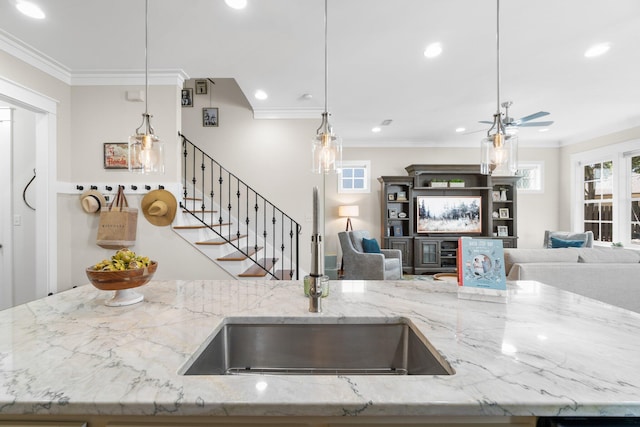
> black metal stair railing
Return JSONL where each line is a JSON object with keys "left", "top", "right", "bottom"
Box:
{"left": 179, "top": 132, "right": 300, "bottom": 280}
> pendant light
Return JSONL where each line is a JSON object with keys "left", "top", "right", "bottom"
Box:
{"left": 129, "top": 0, "right": 164, "bottom": 174}
{"left": 480, "top": 0, "right": 517, "bottom": 176}
{"left": 311, "top": 0, "right": 342, "bottom": 174}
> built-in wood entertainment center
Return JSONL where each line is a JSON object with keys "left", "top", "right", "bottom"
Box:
{"left": 379, "top": 164, "right": 519, "bottom": 274}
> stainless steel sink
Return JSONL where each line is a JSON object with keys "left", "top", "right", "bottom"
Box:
{"left": 180, "top": 317, "right": 454, "bottom": 376}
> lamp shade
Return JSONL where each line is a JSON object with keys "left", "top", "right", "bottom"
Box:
{"left": 338, "top": 205, "right": 359, "bottom": 218}
{"left": 480, "top": 133, "right": 518, "bottom": 176}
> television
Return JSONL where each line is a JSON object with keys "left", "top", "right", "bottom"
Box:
{"left": 416, "top": 196, "right": 482, "bottom": 234}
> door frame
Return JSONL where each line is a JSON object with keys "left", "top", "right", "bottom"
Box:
{"left": 0, "top": 76, "right": 58, "bottom": 300}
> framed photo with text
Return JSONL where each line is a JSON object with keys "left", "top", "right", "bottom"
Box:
{"left": 103, "top": 142, "right": 130, "bottom": 169}
{"left": 195, "top": 79, "right": 207, "bottom": 94}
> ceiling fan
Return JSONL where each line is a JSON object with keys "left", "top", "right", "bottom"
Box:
{"left": 479, "top": 101, "right": 554, "bottom": 131}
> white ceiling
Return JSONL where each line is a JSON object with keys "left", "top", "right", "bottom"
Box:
{"left": 1, "top": 0, "right": 639, "bottom": 148}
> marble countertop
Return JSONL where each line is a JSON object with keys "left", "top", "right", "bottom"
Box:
{"left": 1, "top": 278, "right": 639, "bottom": 418}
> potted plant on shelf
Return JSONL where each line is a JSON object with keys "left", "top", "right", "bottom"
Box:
{"left": 449, "top": 179, "right": 465, "bottom": 188}
{"left": 430, "top": 179, "right": 448, "bottom": 188}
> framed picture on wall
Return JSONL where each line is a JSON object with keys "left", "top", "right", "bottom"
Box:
{"left": 202, "top": 107, "right": 219, "bottom": 127}
{"left": 195, "top": 79, "right": 207, "bottom": 94}
{"left": 103, "top": 142, "right": 133, "bottom": 169}
{"left": 181, "top": 88, "right": 193, "bottom": 107}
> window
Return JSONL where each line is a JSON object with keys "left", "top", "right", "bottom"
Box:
{"left": 630, "top": 154, "right": 640, "bottom": 244}
{"left": 338, "top": 160, "right": 370, "bottom": 194}
{"left": 572, "top": 140, "right": 640, "bottom": 248}
{"left": 583, "top": 160, "right": 613, "bottom": 242}
{"left": 516, "top": 162, "right": 544, "bottom": 193}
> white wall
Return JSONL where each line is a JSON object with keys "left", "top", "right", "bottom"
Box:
{"left": 12, "top": 108, "right": 37, "bottom": 304}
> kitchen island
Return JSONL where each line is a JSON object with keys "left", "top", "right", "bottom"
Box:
{"left": 0, "top": 278, "right": 639, "bottom": 426}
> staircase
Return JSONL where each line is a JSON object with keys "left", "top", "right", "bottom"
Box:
{"left": 173, "top": 133, "right": 301, "bottom": 280}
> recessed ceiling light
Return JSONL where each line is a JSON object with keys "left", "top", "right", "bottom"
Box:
{"left": 455, "top": 127, "right": 466, "bottom": 133}
{"left": 254, "top": 90, "right": 268, "bottom": 100}
{"left": 423, "top": 42, "right": 442, "bottom": 59}
{"left": 16, "top": 1, "right": 45, "bottom": 19}
{"left": 225, "top": 0, "right": 247, "bottom": 10}
{"left": 584, "top": 42, "right": 610, "bottom": 58}
{"left": 371, "top": 127, "right": 382, "bottom": 133}
{"left": 538, "top": 128, "right": 549, "bottom": 133}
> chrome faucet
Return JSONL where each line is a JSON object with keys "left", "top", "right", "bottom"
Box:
{"left": 307, "top": 186, "right": 325, "bottom": 313}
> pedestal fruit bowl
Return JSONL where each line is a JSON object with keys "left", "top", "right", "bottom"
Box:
{"left": 86, "top": 249, "right": 157, "bottom": 306}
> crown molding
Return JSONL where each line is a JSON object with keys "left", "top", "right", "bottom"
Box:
{"left": 252, "top": 108, "right": 322, "bottom": 120}
{"left": 0, "top": 29, "right": 72, "bottom": 84}
{"left": 70, "top": 69, "right": 189, "bottom": 87}
{"left": 0, "top": 30, "right": 188, "bottom": 87}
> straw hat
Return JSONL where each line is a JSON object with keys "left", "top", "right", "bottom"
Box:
{"left": 141, "top": 189, "right": 177, "bottom": 227}
{"left": 80, "top": 189, "right": 107, "bottom": 214}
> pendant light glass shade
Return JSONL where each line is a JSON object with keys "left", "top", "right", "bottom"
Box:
{"left": 129, "top": 113, "right": 165, "bottom": 174}
{"left": 480, "top": 0, "right": 517, "bottom": 176}
{"left": 312, "top": 0, "right": 342, "bottom": 174}
{"left": 312, "top": 112, "right": 342, "bottom": 174}
{"left": 480, "top": 116, "right": 518, "bottom": 176}
{"left": 129, "top": 0, "right": 164, "bottom": 175}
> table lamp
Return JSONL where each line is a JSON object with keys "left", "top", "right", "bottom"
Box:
{"left": 338, "top": 205, "right": 359, "bottom": 231}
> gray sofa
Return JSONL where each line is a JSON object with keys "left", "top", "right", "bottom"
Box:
{"left": 504, "top": 247, "right": 640, "bottom": 313}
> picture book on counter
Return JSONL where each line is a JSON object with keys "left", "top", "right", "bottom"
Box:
{"left": 457, "top": 237, "right": 507, "bottom": 290}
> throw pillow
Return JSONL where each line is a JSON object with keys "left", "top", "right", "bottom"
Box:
{"left": 362, "top": 237, "right": 381, "bottom": 253}
{"left": 550, "top": 236, "right": 585, "bottom": 248}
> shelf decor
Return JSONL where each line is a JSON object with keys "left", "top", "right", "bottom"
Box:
{"left": 430, "top": 180, "right": 448, "bottom": 188}
{"left": 449, "top": 179, "right": 465, "bottom": 187}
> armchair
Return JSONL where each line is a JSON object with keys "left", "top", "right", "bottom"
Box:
{"left": 338, "top": 230, "right": 402, "bottom": 280}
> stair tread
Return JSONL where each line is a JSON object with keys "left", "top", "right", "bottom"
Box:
{"left": 272, "top": 269, "right": 294, "bottom": 280}
{"left": 238, "top": 258, "right": 278, "bottom": 277}
{"left": 196, "top": 234, "right": 247, "bottom": 245}
{"left": 173, "top": 222, "right": 231, "bottom": 230}
{"left": 183, "top": 209, "right": 218, "bottom": 214}
{"left": 217, "top": 246, "right": 263, "bottom": 261}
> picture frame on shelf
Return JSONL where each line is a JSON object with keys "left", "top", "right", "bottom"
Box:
{"left": 388, "top": 209, "right": 398, "bottom": 219}
{"left": 393, "top": 225, "right": 403, "bottom": 236}
{"left": 497, "top": 225, "right": 509, "bottom": 237}
{"left": 395, "top": 191, "right": 407, "bottom": 201}
{"left": 499, "top": 208, "right": 509, "bottom": 219}
{"left": 388, "top": 193, "right": 395, "bottom": 201}
{"left": 202, "top": 107, "right": 219, "bottom": 127}
{"left": 492, "top": 191, "right": 501, "bottom": 201}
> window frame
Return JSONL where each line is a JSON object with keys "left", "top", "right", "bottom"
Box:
{"left": 572, "top": 139, "right": 640, "bottom": 248}
{"left": 337, "top": 160, "right": 371, "bottom": 194}
{"left": 516, "top": 161, "right": 544, "bottom": 193}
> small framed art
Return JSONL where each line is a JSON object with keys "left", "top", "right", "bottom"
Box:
{"left": 103, "top": 142, "right": 130, "bottom": 169}
{"left": 388, "top": 193, "right": 395, "bottom": 201}
{"left": 203, "top": 108, "right": 219, "bottom": 127}
{"left": 499, "top": 208, "right": 509, "bottom": 219}
{"left": 497, "top": 225, "right": 509, "bottom": 237}
{"left": 181, "top": 88, "right": 193, "bottom": 107}
{"left": 195, "top": 79, "right": 207, "bottom": 94}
